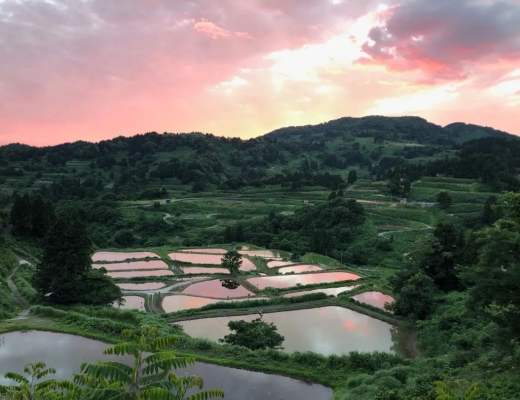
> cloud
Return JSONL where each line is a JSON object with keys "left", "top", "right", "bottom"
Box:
{"left": 361, "top": 0, "right": 520, "bottom": 81}
{"left": 193, "top": 18, "right": 251, "bottom": 40}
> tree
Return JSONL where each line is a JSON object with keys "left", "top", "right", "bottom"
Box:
{"left": 221, "top": 318, "right": 284, "bottom": 350}
{"left": 79, "top": 326, "right": 224, "bottom": 400}
{"left": 0, "top": 362, "right": 73, "bottom": 400}
{"left": 221, "top": 250, "right": 242, "bottom": 275}
{"left": 347, "top": 170, "right": 357, "bottom": 186}
{"left": 30, "top": 194, "right": 55, "bottom": 237}
{"left": 33, "top": 209, "right": 121, "bottom": 305}
{"left": 387, "top": 167, "right": 411, "bottom": 198}
{"left": 480, "top": 195, "right": 498, "bottom": 225}
{"left": 420, "top": 223, "right": 463, "bottom": 291}
{"left": 10, "top": 193, "right": 32, "bottom": 236}
{"left": 436, "top": 191, "right": 452, "bottom": 210}
{"left": 391, "top": 271, "right": 436, "bottom": 320}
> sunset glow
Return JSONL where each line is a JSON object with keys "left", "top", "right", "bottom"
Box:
{"left": 1, "top": 0, "right": 519, "bottom": 145}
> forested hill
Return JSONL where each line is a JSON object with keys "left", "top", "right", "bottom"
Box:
{"left": 0, "top": 116, "right": 518, "bottom": 199}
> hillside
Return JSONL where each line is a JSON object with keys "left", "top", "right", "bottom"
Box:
{"left": 0, "top": 116, "right": 517, "bottom": 202}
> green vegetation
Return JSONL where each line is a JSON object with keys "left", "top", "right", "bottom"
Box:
{"left": 1, "top": 117, "right": 519, "bottom": 399}
{"left": 221, "top": 318, "right": 284, "bottom": 350}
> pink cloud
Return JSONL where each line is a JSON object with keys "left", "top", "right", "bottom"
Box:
{"left": 193, "top": 18, "right": 251, "bottom": 40}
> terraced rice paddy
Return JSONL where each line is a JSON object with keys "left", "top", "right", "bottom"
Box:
{"left": 107, "top": 269, "right": 174, "bottom": 279}
{"left": 267, "top": 260, "right": 295, "bottom": 268}
{"left": 117, "top": 282, "right": 167, "bottom": 291}
{"left": 161, "top": 295, "right": 269, "bottom": 313}
{"left": 238, "top": 249, "right": 279, "bottom": 258}
{"left": 283, "top": 285, "right": 359, "bottom": 298}
{"left": 182, "top": 267, "right": 230, "bottom": 274}
{"left": 352, "top": 291, "right": 395, "bottom": 310}
{"left": 169, "top": 252, "right": 256, "bottom": 270}
{"left": 179, "top": 248, "right": 227, "bottom": 254}
{"left": 93, "top": 260, "right": 168, "bottom": 271}
{"left": 182, "top": 279, "right": 254, "bottom": 298}
{"left": 278, "top": 264, "right": 323, "bottom": 274}
{"left": 247, "top": 272, "right": 361, "bottom": 290}
{"left": 113, "top": 296, "right": 145, "bottom": 311}
{"left": 91, "top": 251, "right": 158, "bottom": 262}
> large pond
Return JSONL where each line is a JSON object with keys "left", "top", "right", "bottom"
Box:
{"left": 182, "top": 279, "right": 254, "bottom": 298}
{"left": 247, "top": 272, "right": 360, "bottom": 290}
{"left": 0, "top": 331, "right": 332, "bottom": 400}
{"left": 93, "top": 260, "right": 169, "bottom": 271}
{"left": 169, "top": 252, "right": 256, "bottom": 271}
{"left": 178, "top": 306, "right": 399, "bottom": 355}
{"left": 92, "top": 251, "right": 158, "bottom": 262}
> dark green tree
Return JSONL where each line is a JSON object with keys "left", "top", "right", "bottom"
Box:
{"left": 221, "top": 318, "right": 284, "bottom": 350}
{"left": 10, "top": 193, "right": 32, "bottom": 236}
{"left": 391, "top": 271, "right": 436, "bottom": 320}
{"left": 347, "top": 170, "right": 358, "bottom": 185}
{"left": 33, "top": 209, "right": 121, "bottom": 305}
{"left": 221, "top": 250, "right": 242, "bottom": 275}
{"left": 30, "top": 194, "right": 55, "bottom": 237}
{"left": 436, "top": 191, "right": 452, "bottom": 210}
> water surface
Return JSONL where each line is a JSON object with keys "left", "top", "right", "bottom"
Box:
{"left": 162, "top": 295, "right": 269, "bottom": 313}
{"left": 179, "top": 248, "right": 227, "bottom": 254}
{"left": 179, "top": 306, "right": 396, "bottom": 355}
{"left": 169, "top": 252, "right": 255, "bottom": 270}
{"left": 247, "top": 272, "right": 360, "bottom": 289}
{"left": 0, "top": 331, "right": 332, "bottom": 400}
{"left": 93, "top": 260, "right": 168, "bottom": 271}
{"left": 182, "top": 279, "right": 254, "bottom": 298}
{"left": 352, "top": 291, "right": 395, "bottom": 310}
{"left": 92, "top": 251, "right": 158, "bottom": 262}
{"left": 118, "top": 282, "right": 167, "bottom": 291}
{"left": 108, "top": 269, "right": 174, "bottom": 279}
{"left": 283, "top": 285, "right": 359, "bottom": 298}
{"left": 267, "top": 260, "right": 295, "bottom": 268}
{"left": 113, "top": 296, "right": 146, "bottom": 311}
{"left": 182, "top": 267, "right": 230, "bottom": 274}
{"left": 278, "top": 264, "right": 323, "bottom": 274}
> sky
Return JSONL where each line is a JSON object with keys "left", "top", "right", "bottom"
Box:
{"left": 0, "top": 0, "right": 519, "bottom": 146}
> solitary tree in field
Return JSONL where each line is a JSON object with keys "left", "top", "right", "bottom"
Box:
{"left": 221, "top": 250, "right": 242, "bottom": 275}
{"left": 347, "top": 170, "right": 357, "bottom": 186}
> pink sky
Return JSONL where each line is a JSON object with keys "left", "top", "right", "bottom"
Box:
{"left": 0, "top": 0, "right": 519, "bottom": 146}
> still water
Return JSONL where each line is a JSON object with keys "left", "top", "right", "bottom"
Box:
{"left": 178, "top": 306, "right": 398, "bottom": 355}
{"left": 247, "top": 272, "right": 361, "bottom": 289}
{"left": 182, "top": 279, "right": 254, "bottom": 298}
{"left": 0, "top": 331, "right": 332, "bottom": 400}
{"left": 91, "top": 251, "right": 158, "bottom": 262}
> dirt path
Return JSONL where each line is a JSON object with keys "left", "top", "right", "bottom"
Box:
{"left": 6, "top": 259, "right": 32, "bottom": 319}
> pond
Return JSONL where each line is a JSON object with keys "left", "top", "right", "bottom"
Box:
{"left": 169, "top": 252, "right": 256, "bottom": 270}
{"left": 113, "top": 295, "right": 146, "bottom": 311}
{"left": 162, "top": 295, "right": 269, "bottom": 313}
{"left": 278, "top": 264, "right": 323, "bottom": 274}
{"left": 182, "top": 279, "right": 254, "bottom": 298}
{"left": 0, "top": 331, "right": 332, "bottom": 400}
{"left": 93, "top": 260, "right": 169, "bottom": 271}
{"left": 247, "top": 272, "right": 360, "bottom": 289}
{"left": 92, "top": 251, "right": 158, "bottom": 262}
{"left": 178, "top": 306, "right": 399, "bottom": 355}
{"left": 352, "top": 291, "right": 395, "bottom": 311}
{"left": 283, "top": 285, "right": 359, "bottom": 298}
{"left": 182, "top": 267, "right": 230, "bottom": 275}
{"left": 107, "top": 269, "right": 174, "bottom": 279}
{"left": 118, "top": 282, "right": 167, "bottom": 291}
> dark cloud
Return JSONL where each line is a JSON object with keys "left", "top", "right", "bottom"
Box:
{"left": 362, "top": 0, "right": 520, "bottom": 80}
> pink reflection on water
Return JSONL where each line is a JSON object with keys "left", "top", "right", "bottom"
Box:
{"left": 182, "top": 279, "right": 254, "bottom": 299}
{"left": 118, "top": 282, "right": 166, "bottom": 291}
{"left": 182, "top": 267, "right": 230, "bottom": 275}
{"left": 169, "top": 252, "right": 255, "bottom": 270}
{"left": 92, "top": 252, "right": 158, "bottom": 262}
{"left": 107, "top": 269, "right": 174, "bottom": 279}
{"left": 352, "top": 291, "right": 395, "bottom": 310}
{"left": 239, "top": 250, "right": 278, "bottom": 258}
{"left": 247, "top": 272, "right": 361, "bottom": 290}
{"left": 93, "top": 260, "right": 168, "bottom": 271}
{"left": 179, "top": 248, "right": 227, "bottom": 254}
{"left": 278, "top": 264, "right": 323, "bottom": 274}
{"left": 267, "top": 260, "right": 295, "bottom": 268}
